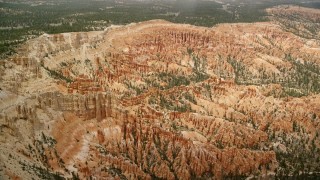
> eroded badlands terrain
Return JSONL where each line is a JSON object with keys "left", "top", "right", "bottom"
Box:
{"left": 1, "top": 6, "right": 320, "bottom": 179}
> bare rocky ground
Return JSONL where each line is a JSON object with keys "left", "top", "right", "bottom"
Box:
{"left": 0, "top": 6, "right": 320, "bottom": 179}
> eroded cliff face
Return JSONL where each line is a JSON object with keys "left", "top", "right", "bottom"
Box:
{"left": 1, "top": 7, "right": 320, "bottom": 179}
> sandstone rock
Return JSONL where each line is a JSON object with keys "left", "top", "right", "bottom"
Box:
{"left": 1, "top": 11, "right": 320, "bottom": 178}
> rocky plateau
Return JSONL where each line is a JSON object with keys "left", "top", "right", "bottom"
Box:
{"left": 0, "top": 5, "right": 320, "bottom": 180}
